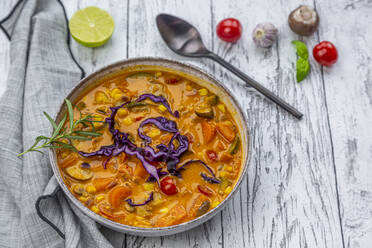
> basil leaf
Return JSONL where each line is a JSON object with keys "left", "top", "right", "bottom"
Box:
{"left": 296, "top": 58, "right": 310, "bottom": 83}
{"left": 292, "top": 40, "right": 309, "bottom": 59}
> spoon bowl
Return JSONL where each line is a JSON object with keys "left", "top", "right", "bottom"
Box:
{"left": 156, "top": 14, "right": 210, "bottom": 57}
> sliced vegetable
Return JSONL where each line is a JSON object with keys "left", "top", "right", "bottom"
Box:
{"left": 216, "top": 122, "right": 235, "bottom": 142}
{"left": 187, "top": 194, "right": 210, "bottom": 217}
{"left": 197, "top": 185, "right": 214, "bottom": 197}
{"left": 220, "top": 152, "right": 233, "bottom": 162}
{"left": 218, "top": 177, "right": 232, "bottom": 193}
{"left": 136, "top": 94, "right": 179, "bottom": 118}
{"left": 175, "top": 160, "right": 221, "bottom": 184}
{"left": 126, "top": 192, "right": 154, "bottom": 207}
{"left": 108, "top": 186, "right": 131, "bottom": 208}
{"left": 196, "top": 200, "right": 211, "bottom": 217}
{"left": 154, "top": 204, "right": 187, "bottom": 227}
{"left": 92, "top": 177, "right": 116, "bottom": 192}
{"left": 227, "top": 136, "right": 240, "bottom": 155}
{"left": 201, "top": 173, "right": 221, "bottom": 184}
{"left": 72, "top": 184, "right": 85, "bottom": 195}
{"left": 205, "top": 95, "right": 218, "bottom": 106}
{"left": 65, "top": 166, "right": 93, "bottom": 181}
{"left": 201, "top": 121, "right": 216, "bottom": 144}
{"left": 195, "top": 106, "right": 214, "bottom": 119}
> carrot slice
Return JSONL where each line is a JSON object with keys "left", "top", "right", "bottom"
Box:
{"left": 154, "top": 204, "right": 187, "bottom": 227}
{"left": 60, "top": 155, "right": 77, "bottom": 168}
{"left": 201, "top": 121, "right": 216, "bottom": 144}
{"left": 220, "top": 152, "right": 233, "bottom": 162}
{"left": 108, "top": 186, "right": 131, "bottom": 208}
{"left": 134, "top": 164, "right": 148, "bottom": 178}
{"left": 216, "top": 122, "right": 235, "bottom": 143}
{"left": 92, "top": 177, "right": 115, "bottom": 192}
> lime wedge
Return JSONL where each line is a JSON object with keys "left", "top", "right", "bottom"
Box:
{"left": 69, "top": 6, "right": 115, "bottom": 47}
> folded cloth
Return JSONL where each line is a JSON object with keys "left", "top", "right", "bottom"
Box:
{"left": 0, "top": 0, "right": 116, "bottom": 247}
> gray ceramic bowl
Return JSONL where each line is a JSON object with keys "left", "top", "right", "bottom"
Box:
{"left": 49, "top": 57, "right": 251, "bottom": 236}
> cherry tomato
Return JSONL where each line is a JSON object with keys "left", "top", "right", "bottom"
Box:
{"left": 160, "top": 176, "right": 177, "bottom": 195}
{"left": 197, "top": 185, "right": 214, "bottom": 197}
{"left": 216, "top": 18, "right": 242, "bottom": 43}
{"left": 313, "top": 41, "right": 338, "bottom": 66}
{"left": 206, "top": 150, "right": 218, "bottom": 162}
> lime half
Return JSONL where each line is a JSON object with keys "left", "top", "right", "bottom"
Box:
{"left": 69, "top": 6, "right": 115, "bottom": 47}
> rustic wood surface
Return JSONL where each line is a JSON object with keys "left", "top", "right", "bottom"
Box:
{"left": 0, "top": 0, "right": 371, "bottom": 247}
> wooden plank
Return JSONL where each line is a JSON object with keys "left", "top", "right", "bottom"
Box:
{"left": 125, "top": 0, "right": 222, "bottom": 247}
{"left": 211, "top": 0, "right": 344, "bottom": 247}
{"left": 315, "top": 0, "right": 372, "bottom": 247}
{"left": 62, "top": 0, "right": 128, "bottom": 245}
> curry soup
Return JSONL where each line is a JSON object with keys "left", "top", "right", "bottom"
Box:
{"left": 57, "top": 70, "right": 243, "bottom": 228}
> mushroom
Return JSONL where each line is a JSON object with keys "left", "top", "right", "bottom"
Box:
{"left": 288, "top": 5, "right": 319, "bottom": 36}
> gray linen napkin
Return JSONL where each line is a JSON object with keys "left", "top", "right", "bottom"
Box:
{"left": 0, "top": 0, "right": 116, "bottom": 247}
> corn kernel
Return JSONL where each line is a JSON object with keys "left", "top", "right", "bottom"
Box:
{"left": 217, "top": 104, "right": 226, "bottom": 113}
{"left": 78, "top": 196, "right": 88, "bottom": 202}
{"left": 186, "top": 84, "right": 193, "bottom": 91}
{"left": 143, "top": 183, "right": 154, "bottom": 191}
{"left": 95, "top": 91, "right": 109, "bottom": 104}
{"left": 158, "top": 104, "right": 167, "bottom": 112}
{"left": 224, "top": 186, "right": 233, "bottom": 195}
{"left": 96, "top": 195, "right": 105, "bottom": 202}
{"left": 86, "top": 185, "right": 96, "bottom": 194}
{"left": 92, "top": 115, "right": 104, "bottom": 128}
{"left": 220, "top": 171, "right": 227, "bottom": 177}
{"left": 136, "top": 216, "right": 145, "bottom": 221}
{"left": 155, "top": 72, "right": 162, "bottom": 77}
{"left": 198, "top": 88, "right": 208, "bottom": 96}
{"left": 211, "top": 200, "right": 220, "bottom": 208}
{"left": 117, "top": 108, "right": 128, "bottom": 118}
{"left": 91, "top": 206, "right": 99, "bottom": 214}
{"left": 122, "top": 117, "right": 133, "bottom": 125}
{"left": 225, "top": 166, "right": 233, "bottom": 172}
{"left": 110, "top": 88, "right": 122, "bottom": 98}
{"left": 148, "top": 128, "right": 161, "bottom": 138}
{"left": 112, "top": 93, "right": 123, "bottom": 102}
{"left": 159, "top": 207, "right": 169, "bottom": 214}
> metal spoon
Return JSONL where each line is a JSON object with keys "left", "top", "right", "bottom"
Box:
{"left": 156, "top": 14, "right": 303, "bottom": 119}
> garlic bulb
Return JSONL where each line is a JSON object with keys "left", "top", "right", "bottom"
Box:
{"left": 252, "top": 23, "right": 278, "bottom": 48}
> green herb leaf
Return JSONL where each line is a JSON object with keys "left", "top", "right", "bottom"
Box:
{"left": 74, "top": 131, "right": 102, "bottom": 137}
{"left": 18, "top": 98, "right": 102, "bottom": 157}
{"left": 52, "top": 114, "right": 67, "bottom": 138}
{"left": 65, "top": 99, "right": 74, "bottom": 130}
{"left": 43, "top": 112, "right": 57, "bottom": 130}
{"left": 292, "top": 40, "right": 309, "bottom": 59}
{"left": 64, "top": 135, "right": 91, "bottom": 141}
{"left": 296, "top": 58, "right": 310, "bottom": 83}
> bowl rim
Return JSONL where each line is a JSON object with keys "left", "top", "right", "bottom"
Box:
{"left": 49, "top": 57, "right": 252, "bottom": 236}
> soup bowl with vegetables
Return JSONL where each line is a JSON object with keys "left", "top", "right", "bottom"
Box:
{"left": 49, "top": 57, "right": 251, "bottom": 236}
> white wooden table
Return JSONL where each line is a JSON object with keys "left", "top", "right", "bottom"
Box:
{"left": 1, "top": 0, "right": 371, "bottom": 247}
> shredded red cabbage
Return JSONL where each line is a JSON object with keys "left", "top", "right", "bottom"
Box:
{"left": 125, "top": 192, "right": 154, "bottom": 206}
{"left": 201, "top": 172, "right": 221, "bottom": 184}
{"left": 136, "top": 94, "right": 179, "bottom": 118}
{"left": 78, "top": 95, "right": 217, "bottom": 187}
{"left": 147, "top": 168, "right": 168, "bottom": 182}
{"left": 81, "top": 162, "right": 90, "bottom": 168}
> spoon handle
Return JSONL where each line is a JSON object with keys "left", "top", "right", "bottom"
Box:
{"left": 206, "top": 52, "right": 303, "bottom": 119}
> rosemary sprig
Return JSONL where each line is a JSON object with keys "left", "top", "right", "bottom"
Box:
{"left": 17, "top": 99, "right": 103, "bottom": 157}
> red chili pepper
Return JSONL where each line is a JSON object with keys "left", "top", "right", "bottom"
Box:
{"left": 206, "top": 150, "right": 218, "bottom": 162}
{"left": 134, "top": 116, "right": 144, "bottom": 121}
{"left": 165, "top": 78, "right": 179, "bottom": 84}
{"left": 197, "top": 185, "right": 213, "bottom": 197}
